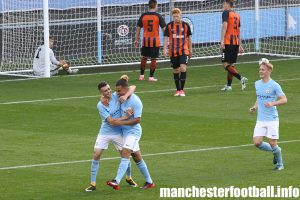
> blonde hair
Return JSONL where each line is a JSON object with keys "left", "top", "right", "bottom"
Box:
{"left": 172, "top": 8, "right": 181, "bottom": 15}
{"left": 120, "top": 74, "right": 129, "bottom": 82}
{"left": 261, "top": 62, "right": 273, "bottom": 71}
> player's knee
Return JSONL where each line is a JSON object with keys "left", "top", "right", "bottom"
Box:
{"left": 180, "top": 65, "right": 187, "bottom": 72}
{"left": 253, "top": 140, "right": 262, "bottom": 148}
{"left": 269, "top": 140, "right": 277, "bottom": 148}
{"left": 121, "top": 149, "right": 131, "bottom": 158}
{"left": 173, "top": 68, "right": 180, "bottom": 73}
{"left": 93, "top": 151, "right": 102, "bottom": 160}
{"left": 131, "top": 152, "right": 142, "bottom": 162}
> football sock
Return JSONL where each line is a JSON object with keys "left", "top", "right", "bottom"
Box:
{"left": 258, "top": 142, "right": 273, "bottom": 151}
{"left": 225, "top": 65, "right": 241, "bottom": 80}
{"left": 150, "top": 59, "right": 157, "bottom": 77}
{"left": 140, "top": 57, "right": 147, "bottom": 75}
{"left": 180, "top": 72, "right": 186, "bottom": 90}
{"left": 90, "top": 160, "right": 99, "bottom": 184}
{"left": 272, "top": 145, "right": 283, "bottom": 167}
{"left": 115, "top": 158, "right": 130, "bottom": 184}
{"left": 136, "top": 159, "right": 153, "bottom": 184}
{"left": 227, "top": 72, "right": 233, "bottom": 86}
{"left": 126, "top": 160, "right": 131, "bottom": 178}
{"left": 173, "top": 73, "right": 180, "bottom": 91}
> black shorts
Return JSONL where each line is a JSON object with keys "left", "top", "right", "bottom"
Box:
{"left": 221, "top": 45, "right": 239, "bottom": 64}
{"left": 141, "top": 47, "right": 159, "bottom": 59}
{"left": 170, "top": 55, "right": 188, "bottom": 69}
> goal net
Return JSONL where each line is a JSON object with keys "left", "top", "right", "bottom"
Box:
{"left": 1, "top": 0, "right": 300, "bottom": 77}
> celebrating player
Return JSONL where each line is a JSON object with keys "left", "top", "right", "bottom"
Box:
{"left": 33, "top": 36, "right": 78, "bottom": 77}
{"left": 106, "top": 78, "right": 155, "bottom": 190}
{"left": 220, "top": 0, "right": 247, "bottom": 91}
{"left": 134, "top": 0, "right": 166, "bottom": 81}
{"left": 85, "top": 80, "right": 138, "bottom": 192}
{"left": 163, "top": 8, "right": 192, "bottom": 97}
{"left": 249, "top": 58, "right": 287, "bottom": 171}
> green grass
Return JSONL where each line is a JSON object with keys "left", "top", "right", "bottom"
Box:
{"left": 0, "top": 57, "right": 300, "bottom": 200}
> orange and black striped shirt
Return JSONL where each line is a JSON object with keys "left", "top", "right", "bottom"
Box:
{"left": 222, "top": 10, "right": 241, "bottom": 45}
{"left": 137, "top": 12, "right": 166, "bottom": 47}
{"left": 164, "top": 21, "right": 192, "bottom": 57}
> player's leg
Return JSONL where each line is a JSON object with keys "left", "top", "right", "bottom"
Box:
{"left": 139, "top": 47, "right": 148, "bottom": 80}
{"left": 267, "top": 121, "right": 283, "bottom": 170}
{"left": 253, "top": 121, "right": 272, "bottom": 151}
{"left": 112, "top": 135, "right": 138, "bottom": 187}
{"left": 131, "top": 150, "right": 155, "bottom": 189}
{"left": 107, "top": 148, "right": 131, "bottom": 190}
{"left": 85, "top": 135, "right": 108, "bottom": 191}
{"left": 179, "top": 55, "right": 188, "bottom": 96}
{"left": 171, "top": 57, "right": 181, "bottom": 96}
{"left": 148, "top": 47, "right": 159, "bottom": 81}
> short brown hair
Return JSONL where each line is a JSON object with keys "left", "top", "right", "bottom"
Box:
{"left": 225, "top": 0, "right": 235, "bottom": 7}
{"left": 148, "top": 0, "right": 157, "bottom": 9}
{"left": 172, "top": 8, "right": 181, "bottom": 15}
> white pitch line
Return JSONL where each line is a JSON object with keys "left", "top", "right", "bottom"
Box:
{"left": 0, "top": 139, "right": 299, "bottom": 170}
{"left": 1, "top": 76, "right": 300, "bottom": 105}
{"left": 0, "top": 85, "right": 218, "bottom": 105}
{"left": 1, "top": 57, "right": 299, "bottom": 83}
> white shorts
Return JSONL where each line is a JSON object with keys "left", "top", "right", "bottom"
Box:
{"left": 123, "top": 135, "right": 140, "bottom": 152}
{"left": 94, "top": 134, "right": 123, "bottom": 151}
{"left": 253, "top": 121, "right": 279, "bottom": 139}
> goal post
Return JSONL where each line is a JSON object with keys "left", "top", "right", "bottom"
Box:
{"left": 1, "top": 0, "right": 300, "bottom": 78}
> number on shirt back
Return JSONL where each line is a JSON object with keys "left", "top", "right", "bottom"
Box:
{"left": 35, "top": 48, "right": 42, "bottom": 59}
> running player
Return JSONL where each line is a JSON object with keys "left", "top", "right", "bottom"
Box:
{"left": 249, "top": 58, "right": 287, "bottom": 171}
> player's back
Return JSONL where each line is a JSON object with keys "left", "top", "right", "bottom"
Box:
{"left": 138, "top": 12, "right": 166, "bottom": 47}
{"left": 223, "top": 10, "right": 240, "bottom": 45}
{"left": 33, "top": 45, "right": 46, "bottom": 72}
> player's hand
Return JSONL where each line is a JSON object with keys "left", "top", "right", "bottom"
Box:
{"left": 101, "top": 96, "right": 109, "bottom": 106}
{"left": 134, "top": 40, "right": 139, "bottom": 48}
{"left": 110, "top": 120, "right": 122, "bottom": 126}
{"left": 239, "top": 45, "right": 244, "bottom": 54}
{"left": 119, "top": 96, "right": 127, "bottom": 103}
{"left": 249, "top": 106, "right": 257, "bottom": 113}
{"left": 265, "top": 102, "right": 273, "bottom": 108}
{"left": 163, "top": 48, "right": 168, "bottom": 57}
{"left": 126, "top": 107, "right": 134, "bottom": 117}
{"left": 188, "top": 51, "right": 192, "bottom": 59}
{"left": 221, "top": 41, "right": 225, "bottom": 49}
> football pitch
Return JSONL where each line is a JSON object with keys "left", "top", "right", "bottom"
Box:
{"left": 0, "top": 57, "right": 300, "bottom": 200}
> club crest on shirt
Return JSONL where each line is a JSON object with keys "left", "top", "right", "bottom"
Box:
{"left": 265, "top": 88, "right": 270, "bottom": 94}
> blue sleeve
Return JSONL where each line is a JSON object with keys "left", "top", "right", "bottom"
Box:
{"left": 98, "top": 103, "right": 110, "bottom": 120}
{"left": 132, "top": 98, "right": 143, "bottom": 118}
{"left": 274, "top": 83, "right": 285, "bottom": 97}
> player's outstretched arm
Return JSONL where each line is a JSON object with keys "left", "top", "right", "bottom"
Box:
{"left": 110, "top": 117, "right": 141, "bottom": 126}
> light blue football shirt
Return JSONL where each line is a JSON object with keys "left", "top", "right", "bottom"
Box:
{"left": 120, "top": 93, "right": 143, "bottom": 137}
{"left": 255, "top": 79, "right": 285, "bottom": 121}
{"left": 97, "top": 92, "right": 122, "bottom": 135}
